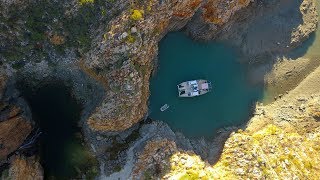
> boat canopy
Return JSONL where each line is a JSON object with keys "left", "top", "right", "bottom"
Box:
{"left": 201, "top": 83, "right": 209, "bottom": 90}
{"left": 188, "top": 80, "right": 197, "bottom": 85}
{"left": 177, "top": 79, "right": 211, "bottom": 97}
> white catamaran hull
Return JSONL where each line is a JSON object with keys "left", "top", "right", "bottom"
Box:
{"left": 177, "top": 79, "right": 212, "bottom": 97}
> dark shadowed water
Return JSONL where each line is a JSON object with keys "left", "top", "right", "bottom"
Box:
{"left": 149, "top": 32, "right": 264, "bottom": 137}
{"left": 20, "top": 83, "right": 97, "bottom": 179}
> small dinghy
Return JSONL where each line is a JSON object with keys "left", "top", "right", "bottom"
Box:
{"left": 160, "top": 104, "right": 169, "bottom": 112}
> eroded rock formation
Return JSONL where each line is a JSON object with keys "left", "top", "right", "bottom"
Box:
{"left": 0, "top": 0, "right": 319, "bottom": 179}
{"left": 85, "top": 0, "right": 318, "bottom": 134}
{"left": 85, "top": 0, "right": 200, "bottom": 131}
{"left": 84, "top": 0, "right": 255, "bottom": 132}
{"left": 131, "top": 67, "right": 320, "bottom": 179}
{"left": 0, "top": 76, "right": 32, "bottom": 161}
{"left": 7, "top": 155, "right": 43, "bottom": 180}
{"left": 202, "top": 0, "right": 253, "bottom": 25}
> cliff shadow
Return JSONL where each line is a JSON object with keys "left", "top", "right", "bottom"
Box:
{"left": 17, "top": 81, "right": 99, "bottom": 179}
{"left": 213, "top": 0, "right": 318, "bottom": 102}
{"left": 176, "top": 0, "right": 319, "bottom": 164}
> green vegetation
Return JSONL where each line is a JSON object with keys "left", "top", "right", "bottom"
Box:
{"left": 132, "top": 60, "right": 148, "bottom": 75}
{"left": 144, "top": 169, "right": 153, "bottom": 180}
{"left": 126, "top": 34, "right": 136, "bottom": 43}
{"left": 65, "top": 138, "right": 99, "bottom": 180}
{"left": 79, "top": 0, "right": 94, "bottom": 5}
{"left": 0, "top": 169, "right": 9, "bottom": 179}
{"left": 114, "top": 165, "right": 122, "bottom": 172}
{"left": 12, "top": 61, "right": 25, "bottom": 70}
{"left": 1, "top": 0, "right": 114, "bottom": 63}
{"left": 105, "top": 126, "right": 141, "bottom": 161}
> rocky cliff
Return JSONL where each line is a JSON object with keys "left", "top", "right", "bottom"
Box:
{"left": 6, "top": 155, "right": 43, "bottom": 180}
{"left": 0, "top": 0, "right": 319, "bottom": 179}
{"left": 0, "top": 0, "right": 317, "bottom": 134}
{"left": 84, "top": 0, "right": 255, "bottom": 132}
{"left": 127, "top": 65, "right": 320, "bottom": 179}
{"left": 85, "top": 0, "right": 203, "bottom": 132}
{"left": 0, "top": 75, "right": 32, "bottom": 161}
{"left": 84, "top": 0, "right": 318, "bottom": 133}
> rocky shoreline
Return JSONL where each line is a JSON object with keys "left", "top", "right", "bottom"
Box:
{"left": 0, "top": 0, "right": 319, "bottom": 179}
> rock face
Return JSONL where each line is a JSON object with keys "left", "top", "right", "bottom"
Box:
{"left": 164, "top": 124, "right": 320, "bottom": 179}
{"left": 84, "top": 0, "right": 317, "bottom": 133}
{"left": 7, "top": 155, "right": 43, "bottom": 180}
{"left": 202, "top": 0, "right": 253, "bottom": 25}
{"left": 129, "top": 86, "right": 320, "bottom": 179}
{"left": 0, "top": 107, "right": 32, "bottom": 159}
{"left": 85, "top": 0, "right": 203, "bottom": 131}
{"left": 84, "top": 0, "right": 255, "bottom": 132}
{"left": 129, "top": 65, "right": 320, "bottom": 179}
{"left": 0, "top": 0, "right": 319, "bottom": 179}
{"left": 0, "top": 75, "right": 32, "bottom": 161}
{"left": 0, "top": 0, "right": 317, "bottom": 136}
{"left": 216, "top": 0, "right": 318, "bottom": 56}
{"left": 132, "top": 139, "right": 179, "bottom": 179}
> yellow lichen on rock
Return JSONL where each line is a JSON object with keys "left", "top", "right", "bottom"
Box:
{"left": 131, "top": 9, "right": 143, "bottom": 21}
{"left": 164, "top": 153, "right": 217, "bottom": 180}
{"left": 307, "top": 97, "right": 320, "bottom": 120}
{"left": 163, "top": 124, "right": 320, "bottom": 179}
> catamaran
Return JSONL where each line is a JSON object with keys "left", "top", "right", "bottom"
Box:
{"left": 177, "top": 79, "right": 212, "bottom": 97}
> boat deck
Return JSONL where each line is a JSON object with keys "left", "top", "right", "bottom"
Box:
{"left": 177, "top": 79, "right": 211, "bottom": 97}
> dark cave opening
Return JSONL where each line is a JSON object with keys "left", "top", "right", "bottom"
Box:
{"left": 18, "top": 82, "right": 98, "bottom": 179}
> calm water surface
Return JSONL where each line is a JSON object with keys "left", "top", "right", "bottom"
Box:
{"left": 149, "top": 32, "right": 263, "bottom": 137}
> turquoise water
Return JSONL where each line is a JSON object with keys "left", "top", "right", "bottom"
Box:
{"left": 149, "top": 32, "right": 263, "bottom": 137}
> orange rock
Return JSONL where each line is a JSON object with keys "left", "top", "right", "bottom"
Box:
{"left": 0, "top": 112, "right": 32, "bottom": 160}
{"left": 202, "top": 0, "right": 251, "bottom": 25}
{"left": 50, "top": 34, "right": 65, "bottom": 45}
{"left": 8, "top": 155, "right": 43, "bottom": 180}
{"left": 173, "top": 0, "right": 202, "bottom": 18}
